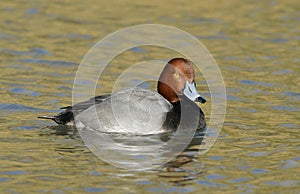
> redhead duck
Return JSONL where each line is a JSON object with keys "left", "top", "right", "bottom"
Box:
{"left": 38, "top": 58, "right": 206, "bottom": 134}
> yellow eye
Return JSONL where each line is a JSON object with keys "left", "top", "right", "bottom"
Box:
{"left": 174, "top": 73, "right": 179, "bottom": 78}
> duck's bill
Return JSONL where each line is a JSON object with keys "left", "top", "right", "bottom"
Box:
{"left": 182, "top": 81, "right": 206, "bottom": 104}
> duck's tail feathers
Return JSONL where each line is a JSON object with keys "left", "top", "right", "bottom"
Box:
{"left": 37, "top": 111, "right": 74, "bottom": 125}
{"left": 37, "top": 115, "right": 56, "bottom": 120}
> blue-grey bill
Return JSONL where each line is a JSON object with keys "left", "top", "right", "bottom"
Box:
{"left": 183, "top": 81, "right": 206, "bottom": 103}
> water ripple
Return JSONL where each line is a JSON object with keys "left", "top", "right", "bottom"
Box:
{"left": 0, "top": 103, "right": 39, "bottom": 111}
{"left": 0, "top": 48, "right": 51, "bottom": 56}
{"left": 240, "top": 80, "right": 273, "bottom": 87}
{"left": 10, "top": 87, "right": 39, "bottom": 97}
{"left": 19, "top": 59, "right": 78, "bottom": 66}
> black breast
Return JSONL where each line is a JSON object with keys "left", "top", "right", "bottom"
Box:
{"left": 163, "top": 98, "right": 206, "bottom": 132}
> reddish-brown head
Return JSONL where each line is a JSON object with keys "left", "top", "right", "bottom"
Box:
{"left": 157, "top": 58, "right": 206, "bottom": 104}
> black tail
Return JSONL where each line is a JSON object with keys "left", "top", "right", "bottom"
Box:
{"left": 37, "top": 94, "right": 111, "bottom": 126}
{"left": 37, "top": 116, "right": 56, "bottom": 120}
{"left": 37, "top": 111, "right": 74, "bottom": 125}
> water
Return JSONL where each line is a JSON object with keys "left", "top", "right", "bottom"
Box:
{"left": 1, "top": 0, "right": 300, "bottom": 193}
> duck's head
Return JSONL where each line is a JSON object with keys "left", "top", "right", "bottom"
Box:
{"left": 157, "top": 58, "right": 206, "bottom": 104}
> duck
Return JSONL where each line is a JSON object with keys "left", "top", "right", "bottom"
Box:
{"left": 38, "top": 58, "right": 206, "bottom": 135}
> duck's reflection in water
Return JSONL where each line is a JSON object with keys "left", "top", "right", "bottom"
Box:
{"left": 158, "top": 130, "right": 206, "bottom": 186}
{"left": 39, "top": 125, "right": 77, "bottom": 138}
{"left": 40, "top": 125, "right": 207, "bottom": 185}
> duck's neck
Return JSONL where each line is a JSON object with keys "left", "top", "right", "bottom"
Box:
{"left": 157, "top": 81, "right": 180, "bottom": 103}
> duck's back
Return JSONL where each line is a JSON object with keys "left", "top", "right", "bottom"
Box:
{"left": 75, "top": 88, "right": 173, "bottom": 135}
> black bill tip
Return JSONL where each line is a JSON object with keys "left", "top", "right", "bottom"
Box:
{"left": 195, "top": 96, "right": 206, "bottom": 104}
